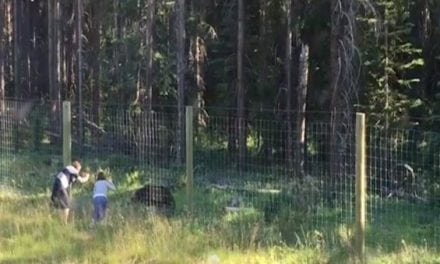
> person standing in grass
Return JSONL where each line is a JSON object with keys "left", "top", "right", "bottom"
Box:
{"left": 92, "top": 171, "right": 116, "bottom": 225}
{"left": 51, "top": 160, "right": 90, "bottom": 224}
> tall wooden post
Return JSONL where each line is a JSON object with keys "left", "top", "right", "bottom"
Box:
{"left": 355, "top": 112, "right": 366, "bottom": 263}
{"left": 185, "top": 106, "right": 194, "bottom": 213}
{"left": 63, "top": 101, "right": 71, "bottom": 166}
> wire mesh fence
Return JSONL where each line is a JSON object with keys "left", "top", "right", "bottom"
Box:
{"left": 69, "top": 103, "right": 182, "bottom": 188}
{"left": 367, "top": 124, "right": 440, "bottom": 248}
{"left": 192, "top": 108, "right": 357, "bottom": 246}
{"left": 0, "top": 98, "right": 439, "bottom": 250}
{"left": 0, "top": 99, "right": 62, "bottom": 191}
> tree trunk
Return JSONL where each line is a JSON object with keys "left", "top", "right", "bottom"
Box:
{"left": 76, "top": 0, "right": 84, "bottom": 154}
{"left": 112, "top": 0, "right": 120, "bottom": 98}
{"left": 90, "top": 0, "right": 101, "bottom": 139}
{"left": 0, "top": 0, "right": 5, "bottom": 110}
{"left": 420, "top": 0, "right": 434, "bottom": 100}
{"left": 36, "top": 1, "right": 49, "bottom": 98}
{"left": 258, "top": 0, "right": 267, "bottom": 106}
{"left": 48, "top": 0, "right": 61, "bottom": 103}
{"left": 296, "top": 44, "right": 309, "bottom": 178}
{"left": 194, "top": 33, "right": 205, "bottom": 125}
{"left": 145, "top": 0, "right": 155, "bottom": 112}
{"left": 190, "top": 0, "right": 207, "bottom": 128}
{"left": 237, "top": 0, "right": 246, "bottom": 173}
{"left": 329, "top": 0, "right": 342, "bottom": 181}
{"left": 48, "top": 0, "right": 61, "bottom": 143}
{"left": 13, "top": 0, "right": 20, "bottom": 98}
{"left": 285, "top": 0, "right": 293, "bottom": 175}
{"left": 63, "top": 2, "right": 74, "bottom": 99}
{"left": 21, "top": 1, "right": 30, "bottom": 97}
{"left": 29, "top": 0, "right": 39, "bottom": 97}
{"left": 5, "top": 0, "right": 13, "bottom": 94}
{"left": 329, "top": 0, "right": 358, "bottom": 189}
{"left": 176, "top": 0, "right": 186, "bottom": 164}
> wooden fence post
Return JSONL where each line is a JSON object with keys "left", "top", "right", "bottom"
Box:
{"left": 355, "top": 112, "right": 366, "bottom": 263}
{"left": 185, "top": 106, "right": 194, "bottom": 213}
{"left": 63, "top": 101, "right": 71, "bottom": 166}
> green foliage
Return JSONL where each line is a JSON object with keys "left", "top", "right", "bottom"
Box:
{"left": 359, "top": 0, "right": 424, "bottom": 126}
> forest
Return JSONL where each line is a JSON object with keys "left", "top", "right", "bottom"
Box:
{"left": 1, "top": 0, "right": 440, "bottom": 178}
{"left": 1, "top": 0, "right": 439, "bottom": 121}
{"left": 0, "top": 0, "right": 439, "bottom": 182}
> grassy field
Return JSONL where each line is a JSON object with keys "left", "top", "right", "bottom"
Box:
{"left": 1, "top": 154, "right": 440, "bottom": 263}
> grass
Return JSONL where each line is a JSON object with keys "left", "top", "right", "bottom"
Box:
{"left": 1, "top": 153, "right": 440, "bottom": 263}
{"left": 0, "top": 190, "right": 328, "bottom": 264}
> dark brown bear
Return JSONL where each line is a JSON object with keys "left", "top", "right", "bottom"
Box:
{"left": 131, "top": 185, "right": 175, "bottom": 215}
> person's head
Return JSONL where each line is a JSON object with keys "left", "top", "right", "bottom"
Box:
{"left": 96, "top": 171, "right": 106, "bottom": 181}
{"left": 72, "top": 160, "right": 81, "bottom": 171}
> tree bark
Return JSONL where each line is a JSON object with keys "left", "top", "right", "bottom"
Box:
{"left": 176, "top": 0, "right": 186, "bottom": 164}
{"left": 192, "top": 4, "right": 206, "bottom": 128}
{"left": 36, "top": 1, "right": 49, "bottom": 98}
{"left": 145, "top": 0, "right": 155, "bottom": 112}
{"left": 258, "top": 0, "right": 267, "bottom": 106}
{"left": 21, "top": 0, "right": 30, "bottom": 97}
{"left": 48, "top": 0, "right": 60, "bottom": 102}
{"left": 5, "top": 0, "right": 13, "bottom": 94}
{"left": 0, "top": 0, "right": 5, "bottom": 110}
{"left": 63, "top": 1, "right": 74, "bottom": 99}
{"left": 29, "top": 0, "right": 39, "bottom": 97}
{"left": 420, "top": 0, "right": 434, "bottom": 100}
{"left": 237, "top": 0, "right": 246, "bottom": 173}
{"left": 329, "top": 0, "right": 358, "bottom": 183}
{"left": 112, "top": 0, "right": 120, "bottom": 96}
{"left": 48, "top": 0, "right": 62, "bottom": 144}
{"left": 329, "top": 0, "right": 343, "bottom": 181}
{"left": 285, "top": 0, "right": 293, "bottom": 175}
{"left": 90, "top": 0, "right": 101, "bottom": 139}
{"left": 77, "top": 0, "right": 84, "bottom": 154}
{"left": 296, "top": 44, "right": 309, "bottom": 178}
{"left": 13, "top": 0, "right": 20, "bottom": 98}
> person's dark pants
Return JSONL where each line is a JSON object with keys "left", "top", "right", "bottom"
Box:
{"left": 51, "top": 178, "right": 70, "bottom": 209}
{"left": 93, "top": 196, "right": 108, "bottom": 223}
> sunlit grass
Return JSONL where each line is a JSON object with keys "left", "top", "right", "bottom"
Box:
{"left": 1, "top": 190, "right": 440, "bottom": 264}
{"left": 1, "top": 155, "right": 440, "bottom": 263}
{"left": 0, "top": 192, "right": 328, "bottom": 263}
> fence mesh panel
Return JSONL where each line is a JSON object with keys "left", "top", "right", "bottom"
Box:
{"left": 1, "top": 99, "right": 439, "bottom": 249}
{"left": 70, "top": 103, "right": 182, "bottom": 191}
{"left": 192, "top": 109, "right": 356, "bottom": 245}
{"left": 0, "top": 99, "right": 62, "bottom": 192}
{"left": 367, "top": 124, "right": 440, "bottom": 248}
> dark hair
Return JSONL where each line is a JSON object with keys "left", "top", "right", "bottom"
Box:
{"left": 96, "top": 171, "right": 106, "bottom": 181}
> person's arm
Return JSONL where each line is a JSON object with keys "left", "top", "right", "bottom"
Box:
{"left": 76, "top": 171, "right": 89, "bottom": 183}
{"left": 106, "top": 180, "right": 116, "bottom": 191}
{"left": 64, "top": 165, "right": 87, "bottom": 184}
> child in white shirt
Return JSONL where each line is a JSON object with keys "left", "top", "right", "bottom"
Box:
{"left": 92, "top": 171, "right": 116, "bottom": 224}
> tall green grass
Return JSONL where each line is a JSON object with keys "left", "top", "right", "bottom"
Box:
{"left": 0, "top": 189, "right": 327, "bottom": 263}
{"left": 1, "top": 187, "right": 440, "bottom": 263}
{"left": 1, "top": 154, "right": 440, "bottom": 263}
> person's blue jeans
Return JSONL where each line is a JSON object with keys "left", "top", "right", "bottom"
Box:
{"left": 93, "top": 196, "right": 108, "bottom": 223}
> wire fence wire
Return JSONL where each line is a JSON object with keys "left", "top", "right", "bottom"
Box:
{"left": 192, "top": 108, "right": 356, "bottom": 246}
{"left": 0, "top": 99, "right": 439, "bottom": 249}
{"left": 367, "top": 124, "right": 440, "bottom": 248}
{"left": 0, "top": 99, "right": 62, "bottom": 190}
{"left": 69, "top": 103, "right": 182, "bottom": 188}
